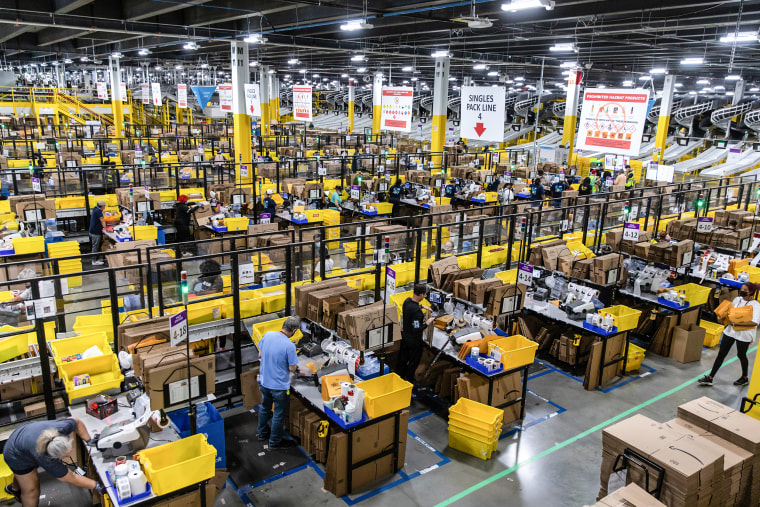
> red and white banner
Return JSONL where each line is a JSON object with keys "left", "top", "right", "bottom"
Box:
{"left": 141, "top": 83, "right": 150, "bottom": 105}
{"left": 178, "top": 84, "right": 187, "bottom": 109}
{"left": 151, "top": 83, "right": 161, "bottom": 107}
{"left": 381, "top": 87, "right": 414, "bottom": 132}
{"left": 119, "top": 82, "right": 127, "bottom": 103}
{"left": 576, "top": 88, "right": 651, "bottom": 156}
{"left": 219, "top": 83, "right": 233, "bottom": 111}
{"left": 97, "top": 82, "right": 108, "bottom": 100}
{"left": 293, "top": 86, "right": 313, "bottom": 121}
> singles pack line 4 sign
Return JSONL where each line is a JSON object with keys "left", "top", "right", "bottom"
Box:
{"left": 576, "top": 88, "right": 651, "bottom": 156}
{"left": 380, "top": 87, "right": 414, "bottom": 132}
{"left": 460, "top": 86, "right": 506, "bottom": 142}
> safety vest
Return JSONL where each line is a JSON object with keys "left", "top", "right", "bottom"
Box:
{"left": 625, "top": 172, "right": 635, "bottom": 189}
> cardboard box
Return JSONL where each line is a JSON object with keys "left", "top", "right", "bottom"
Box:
{"left": 670, "top": 324, "right": 705, "bottom": 363}
{"left": 469, "top": 279, "right": 502, "bottom": 306}
{"left": 0, "top": 374, "right": 52, "bottom": 402}
{"left": 453, "top": 277, "right": 474, "bottom": 301}
{"left": 24, "top": 396, "right": 65, "bottom": 417}
{"left": 321, "top": 292, "right": 360, "bottom": 330}
{"left": 429, "top": 256, "right": 460, "bottom": 288}
{"left": 240, "top": 368, "right": 261, "bottom": 409}
{"left": 144, "top": 355, "right": 216, "bottom": 410}
{"left": 485, "top": 283, "right": 524, "bottom": 318}
{"left": 295, "top": 278, "right": 347, "bottom": 319}
{"left": 592, "top": 484, "right": 667, "bottom": 507}
{"left": 307, "top": 287, "right": 358, "bottom": 324}
{"left": 570, "top": 258, "right": 593, "bottom": 279}
{"left": 338, "top": 301, "right": 401, "bottom": 350}
{"left": 541, "top": 244, "right": 571, "bottom": 270}
{"left": 634, "top": 242, "right": 652, "bottom": 259}
{"left": 669, "top": 239, "right": 694, "bottom": 268}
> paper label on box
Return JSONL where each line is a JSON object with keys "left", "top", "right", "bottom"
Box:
{"left": 682, "top": 251, "right": 693, "bottom": 266}
{"left": 239, "top": 262, "right": 255, "bottom": 285}
{"left": 606, "top": 268, "right": 618, "bottom": 284}
{"left": 168, "top": 376, "right": 200, "bottom": 405}
{"left": 501, "top": 295, "right": 517, "bottom": 314}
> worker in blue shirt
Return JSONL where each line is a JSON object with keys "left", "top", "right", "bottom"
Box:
{"left": 263, "top": 189, "right": 277, "bottom": 217}
{"left": 257, "top": 316, "right": 301, "bottom": 448}
{"left": 89, "top": 200, "right": 106, "bottom": 265}
{"left": 550, "top": 177, "right": 569, "bottom": 208}
{"left": 529, "top": 178, "right": 545, "bottom": 208}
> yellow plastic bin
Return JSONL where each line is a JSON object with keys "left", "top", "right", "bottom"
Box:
{"left": 138, "top": 434, "right": 216, "bottom": 496}
{"left": 448, "top": 398, "right": 503, "bottom": 433}
{"left": 59, "top": 354, "right": 123, "bottom": 400}
{"left": 676, "top": 283, "right": 712, "bottom": 307}
{"left": 0, "top": 455, "right": 13, "bottom": 500}
{"left": 485, "top": 335, "right": 538, "bottom": 369}
{"left": 223, "top": 217, "right": 250, "bottom": 232}
{"left": 626, "top": 344, "right": 646, "bottom": 372}
{"left": 0, "top": 333, "right": 30, "bottom": 363}
{"left": 700, "top": 320, "right": 724, "bottom": 348}
{"left": 598, "top": 305, "right": 642, "bottom": 332}
{"left": 251, "top": 317, "right": 303, "bottom": 345}
{"left": 49, "top": 332, "right": 112, "bottom": 368}
{"left": 448, "top": 425, "right": 498, "bottom": 460}
{"left": 11, "top": 236, "right": 45, "bottom": 255}
{"left": 356, "top": 373, "right": 412, "bottom": 418}
{"left": 132, "top": 225, "right": 158, "bottom": 241}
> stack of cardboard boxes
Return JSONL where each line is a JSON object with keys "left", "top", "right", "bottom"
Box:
{"left": 590, "top": 253, "right": 621, "bottom": 285}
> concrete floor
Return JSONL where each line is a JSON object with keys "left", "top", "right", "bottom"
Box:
{"left": 213, "top": 343, "right": 756, "bottom": 507}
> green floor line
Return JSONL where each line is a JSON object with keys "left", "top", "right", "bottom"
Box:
{"left": 435, "top": 348, "right": 758, "bottom": 507}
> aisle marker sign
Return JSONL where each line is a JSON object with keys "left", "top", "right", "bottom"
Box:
{"left": 293, "top": 86, "right": 313, "bottom": 121}
{"left": 576, "top": 88, "right": 651, "bottom": 156}
{"left": 97, "top": 82, "right": 108, "bottom": 100}
{"left": 119, "top": 83, "right": 127, "bottom": 103}
{"left": 219, "top": 84, "right": 233, "bottom": 111}
{"left": 517, "top": 263, "right": 533, "bottom": 287}
{"left": 141, "top": 84, "right": 150, "bottom": 105}
{"left": 460, "top": 86, "right": 505, "bottom": 142}
{"left": 244, "top": 83, "right": 261, "bottom": 117}
{"left": 151, "top": 83, "right": 162, "bottom": 107}
{"left": 697, "top": 217, "right": 713, "bottom": 234}
{"left": 380, "top": 87, "right": 414, "bottom": 132}
{"left": 623, "top": 222, "right": 640, "bottom": 242}
{"left": 178, "top": 84, "right": 188, "bottom": 108}
{"left": 170, "top": 310, "right": 188, "bottom": 346}
{"left": 385, "top": 267, "right": 396, "bottom": 304}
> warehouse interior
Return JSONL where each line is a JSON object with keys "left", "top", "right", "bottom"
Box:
{"left": 0, "top": 0, "right": 758, "bottom": 506}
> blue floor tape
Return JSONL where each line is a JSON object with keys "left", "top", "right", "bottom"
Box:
{"left": 596, "top": 364, "right": 657, "bottom": 393}
{"left": 408, "top": 410, "right": 434, "bottom": 423}
{"left": 499, "top": 389, "right": 566, "bottom": 440}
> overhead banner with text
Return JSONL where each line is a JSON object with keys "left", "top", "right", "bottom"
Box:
{"left": 381, "top": 87, "right": 414, "bottom": 132}
{"left": 219, "top": 83, "right": 233, "bottom": 111}
{"left": 293, "top": 86, "right": 313, "bottom": 121}
{"left": 460, "top": 86, "right": 505, "bottom": 142}
{"left": 141, "top": 83, "right": 150, "bottom": 105}
{"left": 119, "top": 83, "right": 127, "bottom": 103}
{"left": 178, "top": 84, "right": 187, "bottom": 108}
{"left": 151, "top": 83, "right": 162, "bottom": 107}
{"left": 97, "top": 82, "right": 108, "bottom": 100}
{"left": 576, "top": 88, "right": 651, "bottom": 156}
{"left": 244, "top": 83, "right": 261, "bottom": 117}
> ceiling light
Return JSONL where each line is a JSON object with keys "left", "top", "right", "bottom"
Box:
{"left": 268, "top": 69, "right": 275, "bottom": 74}
{"left": 249, "top": 61, "right": 258, "bottom": 67}
{"left": 726, "top": 74, "right": 742, "bottom": 81}
{"left": 244, "top": 33, "right": 266, "bottom": 44}
{"left": 431, "top": 50, "right": 450, "bottom": 58}
{"left": 322, "top": 78, "right": 328, "bottom": 81}
{"left": 473, "top": 63, "right": 487, "bottom": 70}
{"left": 688, "top": 91, "right": 697, "bottom": 95}
{"left": 64, "top": 58, "right": 72, "bottom": 64}
{"left": 155, "top": 66, "right": 162, "bottom": 70}
{"left": 80, "top": 56, "right": 88, "bottom": 62}
{"left": 649, "top": 68, "right": 667, "bottom": 75}
{"left": 639, "top": 75, "right": 652, "bottom": 81}
{"left": 720, "top": 31, "right": 758, "bottom": 43}
{"left": 622, "top": 80, "right": 633, "bottom": 86}
{"left": 487, "top": 71, "right": 499, "bottom": 76}
{"left": 680, "top": 57, "right": 703, "bottom": 65}
{"left": 284, "top": 74, "right": 290, "bottom": 78}
{"left": 501, "top": 0, "right": 554, "bottom": 11}
{"left": 175, "top": 65, "right": 183, "bottom": 70}
{"left": 298, "top": 69, "right": 307, "bottom": 73}
{"left": 751, "top": 87, "right": 760, "bottom": 92}
{"left": 313, "top": 73, "right": 319, "bottom": 77}
{"left": 288, "top": 58, "right": 299, "bottom": 65}
{"left": 340, "top": 19, "right": 373, "bottom": 31}
{"left": 402, "top": 66, "right": 412, "bottom": 72}
{"left": 549, "top": 43, "right": 576, "bottom": 52}
{"left": 200, "top": 63, "right": 208, "bottom": 68}
{"left": 560, "top": 62, "right": 578, "bottom": 69}
{"left": 411, "top": 77, "right": 418, "bottom": 81}
{"left": 505, "top": 79, "right": 514, "bottom": 84}
{"left": 515, "top": 76, "right": 524, "bottom": 81}
{"left": 598, "top": 84, "right": 606, "bottom": 89}
{"left": 341, "top": 73, "right": 348, "bottom": 78}
{"left": 696, "top": 79, "right": 709, "bottom": 85}
{"left": 111, "top": 52, "right": 123, "bottom": 58}
{"left": 138, "top": 48, "right": 151, "bottom": 56}
{"left": 351, "top": 55, "right": 365, "bottom": 62}
{"left": 40, "top": 62, "right": 47, "bottom": 67}
{"left": 183, "top": 41, "right": 198, "bottom": 50}
{"left": 714, "top": 85, "right": 725, "bottom": 90}
{"left": 561, "top": 70, "right": 573, "bottom": 76}
{"left": 674, "top": 82, "right": 683, "bottom": 87}
{"left": 448, "top": 77, "right": 456, "bottom": 81}
{"left": 402, "top": 80, "right": 409, "bottom": 84}
{"left": 727, "top": 91, "right": 735, "bottom": 95}
{"left": 357, "top": 67, "right": 366, "bottom": 73}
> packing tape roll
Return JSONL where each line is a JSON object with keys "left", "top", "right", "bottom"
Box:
{"left": 128, "top": 470, "right": 147, "bottom": 496}
{"left": 116, "top": 477, "right": 131, "bottom": 499}
{"left": 151, "top": 411, "right": 169, "bottom": 429}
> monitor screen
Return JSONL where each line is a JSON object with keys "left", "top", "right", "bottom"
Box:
{"left": 428, "top": 291, "right": 442, "bottom": 304}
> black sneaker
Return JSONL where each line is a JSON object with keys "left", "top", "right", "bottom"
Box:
{"left": 733, "top": 377, "right": 749, "bottom": 386}
{"left": 4, "top": 484, "right": 20, "bottom": 502}
{"left": 697, "top": 375, "right": 713, "bottom": 386}
{"left": 269, "top": 439, "right": 297, "bottom": 449}
{"left": 257, "top": 433, "right": 269, "bottom": 441}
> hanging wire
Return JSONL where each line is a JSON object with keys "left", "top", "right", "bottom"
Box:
{"left": 728, "top": 0, "right": 744, "bottom": 73}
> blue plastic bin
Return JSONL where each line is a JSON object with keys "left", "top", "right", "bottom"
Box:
{"left": 168, "top": 402, "right": 226, "bottom": 468}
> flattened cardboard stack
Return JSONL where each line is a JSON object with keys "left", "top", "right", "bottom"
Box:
{"left": 295, "top": 279, "right": 348, "bottom": 319}
{"left": 588, "top": 484, "right": 667, "bottom": 507}
{"left": 456, "top": 371, "right": 522, "bottom": 424}
{"left": 336, "top": 301, "right": 401, "bottom": 350}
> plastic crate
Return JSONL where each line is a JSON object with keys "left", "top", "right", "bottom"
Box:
{"left": 389, "top": 291, "right": 429, "bottom": 321}
{"left": 356, "top": 373, "right": 412, "bottom": 418}
{"left": 138, "top": 434, "right": 216, "bottom": 496}
{"left": 59, "top": 354, "right": 123, "bottom": 401}
{"left": 186, "top": 300, "right": 223, "bottom": 325}
{"left": 485, "top": 335, "right": 538, "bottom": 369}
{"left": 626, "top": 343, "right": 646, "bottom": 372}
{"left": 159, "top": 190, "right": 177, "bottom": 202}
{"left": 448, "top": 398, "right": 504, "bottom": 433}
{"left": 73, "top": 314, "right": 115, "bottom": 342}
{"left": 49, "top": 332, "right": 111, "bottom": 368}
{"left": 257, "top": 288, "right": 286, "bottom": 313}
{"left": 168, "top": 403, "right": 226, "bottom": 468}
{"left": 11, "top": 236, "right": 45, "bottom": 255}
{"left": 132, "top": 225, "right": 158, "bottom": 241}
{"left": 251, "top": 317, "right": 303, "bottom": 345}
{"left": 495, "top": 269, "right": 517, "bottom": 285}
{"left": 598, "top": 305, "right": 641, "bottom": 333}
{"left": 0, "top": 455, "right": 13, "bottom": 500}
{"left": 56, "top": 196, "right": 86, "bottom": 209}
{"left": 677, "top": 283, "right": 712, "bottom": 307}
{"left": 700, "top": 320, "right": 724, "bottom": 348}
{"left": 0, "top": 333, "right": 30, "bottom": 363}
{"left": 223, "top": 217, "right": 250, "bottom": 232}
{"left": 448, "top": 415, "right": 502, "bottom": 440}
{"left": 376, "top": 202, "right": 394, "bottom": 214}
{"left": 448, "top": 426, "right": 498, "bottom": 460}
{"left": 220, "top": 295, "right": 261, "bottom": 319}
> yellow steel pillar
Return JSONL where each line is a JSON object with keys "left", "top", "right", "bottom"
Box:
{"left": 269, "top": 72, "right": 278, "bottom": 123}
{"left": 562, "top": 70, "right": 582, "bottom": 162}
{"left": 260, "top": 65, "right": 270, "bottom": 138}
{"left": 231, "top": 40, "right": 253, "bottom": 182}
{"left": 372, "top": 72, "right": 383, "bottom": 135}
{"left": 430, "top": 55, "right": 450, "bottom": 168}
{"left": 108, "top": 56, "right": 124, "bottom": 137}
{"left": 348, "top": 78, "right": 355, "bottom": 133}
{"left": 653, "top": 75, "right": 675, "bottom": 164}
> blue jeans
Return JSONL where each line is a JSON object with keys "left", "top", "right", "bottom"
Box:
{"left": 257, "top": 386, "right": 289, "bottom": 445}
{"left": 89, "top": 233, "right": 102, "bottom": 260}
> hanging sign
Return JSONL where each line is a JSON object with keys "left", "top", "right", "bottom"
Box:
{"left": 191, "top": 85, "right": 217, "bottom": 109}
{"left": 622, "top": 222, "right": 640, "bottom": 242}
{"left": 151, "top": 83, "right": 162, "bottom": 107}
{"left": 97, "top": 82, "right": 108, "bottom": 100}
{"left": 459, "top": 86, "right": 506, "bottom": 142}
{"left": 293, "top": 86, "right": 313, "bottom": 121}
{"left": 119, "top": 82, "right": 127, "bottom": 103}
{"left": 141, "top": 83, "right": 150, "bottom": 105}
{"left": 576, "top": 88, "right": 651, "bottom": 156}
{"left": 697, "top": 217, "right": 713, "bottom": 234}
{"left": 170, "top": 310, "right": 188, "bottom": 347}
{"left": 219, "top": 83, "right": 233, "bottom": 111}
{"left": 517, "top": 263, "right": 533, "bottom": 287}
{"left": 244, "top": 83, "right": 261, "bottom": 117}
{"left": 178, "top": 84, "right": 187, "bottom": 109}
{"left": 380, "top": 87, "right": 414, "bottom": 132}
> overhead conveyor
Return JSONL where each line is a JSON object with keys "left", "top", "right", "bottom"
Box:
{"left": 641, "top": 138, "right": 703, "bottom": 164}
{"left": 504, "top": 125, "right": 534, "bottom": 143}
{"left": 710, "top": 102, "right": 754, "bottom": 131}
{"left": 673, "top": 145, "right": 732, "bottom": 174}
{"left": 701, "top": 144, "right": 760, "bottom": 177}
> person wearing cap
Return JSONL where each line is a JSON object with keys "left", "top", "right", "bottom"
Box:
{"left": 550, "top": 176, "right": 569, "bottom": 208}
{"left": 625, "top": 167, "right": 636, "bottom": 189}
{"left": 397, "top": 284, "right": 435, "bottom": 382}
{"left": 174, "top": 195, "right": 203, "bottom": 255}
{"left": 614, "top": 167, "right": 627, "bottom": 187}
{"left": 263, "top": 189, "right": 277, "bottom": 217}
{"left": 89, "top": 200, "right": 106, "bottom": 266}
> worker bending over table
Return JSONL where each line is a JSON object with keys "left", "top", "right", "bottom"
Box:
{"left": 397, "top": 284, "right": 435, "bottom": 382}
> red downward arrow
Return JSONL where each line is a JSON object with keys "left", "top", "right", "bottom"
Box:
{"left": 250, "top": 105, "right": 255, "bottom": 114}
{"left": 474, "top": 122, "right": 486, "bottom": 137}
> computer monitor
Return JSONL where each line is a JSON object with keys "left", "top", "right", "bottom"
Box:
{"left": 428, "top": 291, "right": 442, "bottom": 304}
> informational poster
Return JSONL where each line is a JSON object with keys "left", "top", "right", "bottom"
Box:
{"left": 119, "top": 82, "right": 127, "bottom": 103}
{"left": 97, "top": 82, "right": 108, "bottom": 100}
{"left": 151, "top": 83, "right": 162, "bottom": 107}
{"left": 141, "top": 83, "right": 150, "bottom": 104}
{"left": 293, "top": 86, "right": 313, "bottom": 121}
{"left": 177, "top": 84, "right": 187, "bottom": 108}
{"left": 219, "top": 84, "right": 233, "bottom": 111}
{"left": 459, "top": 86, "right": 505, "bottom": 142}
{"left": 645, "top": 161, "right": 674, "bottom": 182}
{"left": 244, "top": 83, "right": 261, "bottom": 117}
{"left": 380, "top": 87, "right": 413, "bottom": 132}
{"left": 576, "top": 88, "right": 651, "bottom": 156}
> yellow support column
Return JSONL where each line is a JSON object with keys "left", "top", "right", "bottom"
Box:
{"left": 269, "top": 72, "right": 278, "bottom": 123}
{"left": 231, "top": 40, "right": 253, "bottom": 182}
{"left": 108, "top": 56, "right": 124, "bottom": 137}
{"left": 260, "top": 65, "right": 270, "bottom": 138}
{"left": 430, "top": 56, "right": 449, "bottom": 168}
{"left": 372, "top": 72, "right": 383, "bottom": 135}
{"left": 653, "top": 75, "right": 675, "bottom": 164}
{"left": 562, "top": 70, "right": 582, "bottom": 158}
{"left": 348, "top": 78, "right": 355, "bottom": 133}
